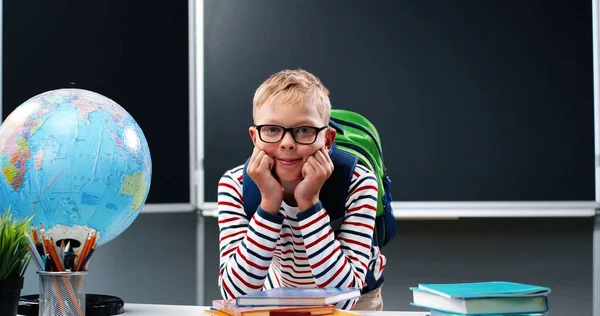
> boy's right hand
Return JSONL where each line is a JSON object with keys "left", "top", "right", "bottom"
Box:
{"left": 246, "top": 147, "right": 283, "bottom": 214}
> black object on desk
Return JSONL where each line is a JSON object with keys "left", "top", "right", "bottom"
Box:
{"left": 18, "top": 294, "right": 124, "bottom": 316}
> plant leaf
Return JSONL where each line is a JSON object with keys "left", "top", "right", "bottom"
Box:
{"left": 0, "top": 207, "right": 34, "bottom": 279}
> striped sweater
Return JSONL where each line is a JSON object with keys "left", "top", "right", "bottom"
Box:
{"left": 217, "top": 163, "right": 386, "bottom": 310}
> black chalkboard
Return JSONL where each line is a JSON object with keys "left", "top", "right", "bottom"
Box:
{"left": 204, "top": 0, "right": 595, "bottom": 202}
{"left": 3, "top": 0, "right": 190, "bottom": 204}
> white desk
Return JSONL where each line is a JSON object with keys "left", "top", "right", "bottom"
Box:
{"left": 122, "top": 303, "right": 429, "bottom": 316}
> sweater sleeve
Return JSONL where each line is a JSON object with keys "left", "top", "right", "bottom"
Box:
{"left": 296, "top": 168, "right": 378, "bottom": 309}
{"left": 217, "top": 169, "right": 284, "bottom": 299}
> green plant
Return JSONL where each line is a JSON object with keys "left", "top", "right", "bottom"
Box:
{"left": 0, "top": 207, "right": 33, "bottom": 280}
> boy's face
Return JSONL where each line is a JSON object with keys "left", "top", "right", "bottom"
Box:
{"left": 249, "top": 101, "right": 336, "bottom": 182}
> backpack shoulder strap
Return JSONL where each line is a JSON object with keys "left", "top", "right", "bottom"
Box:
{"left": 241, "top": 145, "right": 358, "bottom": 221}
{"left": 319, "top": 145, "right": 358, "bottom": 222}
{"left": 242, "top": 157, "right": 261, "bottom": 220}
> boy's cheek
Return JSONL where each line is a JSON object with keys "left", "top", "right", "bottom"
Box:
{"left": 254, "top": 143, "right": 275, "bottom": 155}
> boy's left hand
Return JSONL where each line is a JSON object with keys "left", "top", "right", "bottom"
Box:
{"left": 295, "top": 147, "right": 334, "bottom": 212}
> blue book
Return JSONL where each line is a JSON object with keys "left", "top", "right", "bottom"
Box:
{"left": 416, "top": 281, "right": 551, "bottom": 299}
{"left": 235, "top": 287, "right": 361, "bottom": 307}
{"left": 409, "top": 282, "right": 551, "bottom": 315}
{"left": 428, "top": 310, "right": 547, "bottom": 316}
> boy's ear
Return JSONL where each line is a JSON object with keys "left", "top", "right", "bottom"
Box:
{"left": 325, "top": 128, "right": 336, "bottom": 149}
{"left": 249, "top": 126, "right": 258, "bottom": 147}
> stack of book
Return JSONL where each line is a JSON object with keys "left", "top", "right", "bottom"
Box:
{"left": 409, "top": 281, "right": 551, "bottom": 316}
{"left": 206, "top": 287, "right": 362, "bottom": 316}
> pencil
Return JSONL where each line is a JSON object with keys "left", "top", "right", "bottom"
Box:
{"left": 23, "top": 232, "right": 44, "bottom": 270}
{"left": 76, "top": 230, "right": 96, "bottom": 271}
{"left": 43, "top": 236, "right": 64, "bottom": 272}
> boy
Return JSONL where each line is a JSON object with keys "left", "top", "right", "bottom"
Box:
{"left": 217, "top": 69, "right": 386, "bottom": 310}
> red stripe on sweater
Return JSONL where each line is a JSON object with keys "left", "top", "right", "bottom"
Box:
{"left": 305, "top": 230, "right": 333, "bottom": 249}
{"left": 218, "top": 201, "right": 242, "bottom": 209}
{"left": 279, "top": 233, "right": 305, "bottom": 246}
{"left": 218, "top": 217, "right": 238, "bottom": 224}
{"left": 310, "top": 245, "right": 340, "bottom": 269}
{"left": 347, "top": 254, "right": 369, "bottom": 272}
{"left": 253, "top": 217, "right": 281, "bottom": 233}
{"left": 319, "top": 258, "right": 348, "bottom": 287}
{"left": 247, "top": 235, "right": 275, "bottom": 252}
{"left": 222, "top": 247, "right": 236, "bottom": 259}
{"left": 299, "top": 211, "right": 328, "bottom": 230}
{"left": 273, "top": 271, "right": 282, "bottom": 287}
{"left": 237, "top": 248, "right": 269, "bottom": 271}
{"left": 279, "top": 263, "right": 311, "bottom": 275}
{"left": 222, "top": 280, "right": 235, "bottom": 298}
{"left": 347, "top": 204, "right": 376, "bottom": 214}
{"left": 232, "top": 268, "right": 263, "bottom": 289}
{"left": 351, "top": 185, "right": 378, "bottom": 195}
{"left": 281, "top": 275, "right": 315, "bottom": 286}
{"left": 274, "top": 249, "right": 309, "bottom": 261}
{"left": 343, "top": 221, "right": 374, "bottom": 230}
{"left": 338, "top": 237, "right": 371, "bottom": 249}
{"left": 220, "top": 230, "right": 246, "bottom": 243}
{"left": 218, "top": 182, "right": 243, "bottom": 201}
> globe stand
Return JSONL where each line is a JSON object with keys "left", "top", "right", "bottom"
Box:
{"left": 18, "top": 293, "right": 124, "bottom": 315}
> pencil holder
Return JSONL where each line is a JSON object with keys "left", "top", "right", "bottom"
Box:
{"left": 37, "top": 271, "right": 87, "bottom": 316}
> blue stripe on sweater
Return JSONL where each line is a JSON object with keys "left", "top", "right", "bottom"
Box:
{"left": 248, "top": 225, "right": 278, "bottom": 243}
{"left": 339, "top": 229, "right": 373, "bottom": 240}
{"left": 314, "top": 252, "right": 344, "bottom": 279}
{"left": 279, "top": 241, "right": 307, "bottom": 253}
{"left": 281, "top": 225, "right": 303, "bottom": 238}
{"left": 220, "top": 224, "right": 249, "bottom": 233}
{"left": 355, "top": 164, "right": 371, "bottom": 173}
{"left": 340, "top": 299, "right": 351, "bottom": 310}
{"left": 341, "top": 245, "right": 370, "bottom": 260}
{"left": 348, "top": 176, "right": 377, "bottom": 194}
{"left": 218, "top": 192, "right": 243, "bottom": 205}
{"left": 241, "top": 240, "right": 273, "bottom": 262}
{"left": 334, "top": 268, "right": 352, "bottom": 288}
{"left": 230, "top": 166, "right": 244, "bottom": 174}
{"left": 220, "top": 237, "right": 244, "bottom": 252}
{"left": 303, "top": 221, "right": 330, "bottom": 240}
{"left": 234, "top": 255, "right": 264, "bottom": 280}
{"left": 345, "top": 195, "right": 377, "bottom": 207}
{"left": 221, "top": 174, "right": 236, "bottom": 182}
{"left": 308, "top": 239, "right": 335, "bottom": 260}
{"left": 226, "top": 268, "right": 246, "bottom": 295}
{"left": 279, "top": 257, "right": 310, "bottom": 267}
{"left": 346, "top": 213, "right": 376, "bottom": 221}
{"left": 280, "top": 269, "right": 315, "bottom": 280}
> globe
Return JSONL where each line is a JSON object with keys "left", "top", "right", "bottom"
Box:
{"left": 0, "top": 88, "right": 151, "bottom": 247}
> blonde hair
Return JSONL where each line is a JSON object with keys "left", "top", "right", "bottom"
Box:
{"left": 253, "top": 69, "right": 331, "bottom": 124}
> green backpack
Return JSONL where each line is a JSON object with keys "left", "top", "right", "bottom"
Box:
{"left": 329, "top": 109, "right": 397, "bottom": 248}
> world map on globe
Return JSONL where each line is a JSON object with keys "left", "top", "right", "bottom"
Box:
{"left": 0, "top": 88, "right": 151, "bottom": 246}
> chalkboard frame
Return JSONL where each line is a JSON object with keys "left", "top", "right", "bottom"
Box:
{"left": 0, "top": 0, "right": 197, "bottom": 213}
{"left": 1, "top": 0, "right": 597, "bottom": 217}
{"left": 190, "top": 1, "right": 600, "bottom": 309}
{"left": 196, "top": 0, "right": 599, "bottom": 217}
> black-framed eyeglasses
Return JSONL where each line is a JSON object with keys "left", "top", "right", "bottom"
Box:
{"left": 254, "top": 124, "right": 328, "bottom": 145}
